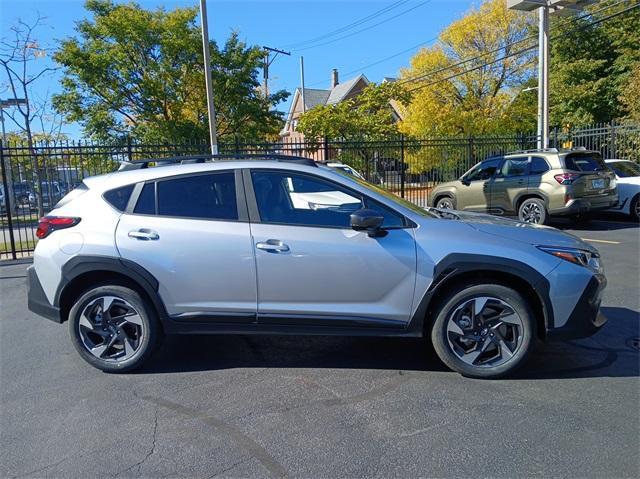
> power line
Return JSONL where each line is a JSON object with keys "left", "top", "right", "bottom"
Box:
{"left": 280, "top": 0, "right": 409, "bottom": 50}
{"left": 400, "top": 0, "right": 632, "bottom": 86}
{"left": 405, "top": 2, "right": 640, "bottom": 94}
{"left": 294, "top": 1, "right": 432, "bottom": 52}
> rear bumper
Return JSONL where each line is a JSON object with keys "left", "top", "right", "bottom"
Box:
{"left": 546, "top": 273, "right": 607, "bottom": 339}
{"left": 27, "top": 266, "right": 61, "bottom": 323}
{"left": 551, "top": 195, "right": 618, "bottom": 216}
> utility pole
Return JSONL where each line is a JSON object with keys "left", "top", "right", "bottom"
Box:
{"left": 299, "top": 56, "right": 306, "bottom": 114}
{"left": 507, "top": 0, "right": 594, "bottom": 149}
{"left": 538, "top": 5, "right": 549, "bottom": 149}
{"left": 262, "top": 46, "right": 291, "bottom": 98}
{"left": 199, "top": 0, "right": 218, "bottom": 155}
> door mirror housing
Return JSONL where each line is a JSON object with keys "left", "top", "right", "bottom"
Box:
{"left": 350, "top": 208, "right": 385, "bottom": 237}
{"left": 460, "top": 176, "right": 470, "bottom": 186}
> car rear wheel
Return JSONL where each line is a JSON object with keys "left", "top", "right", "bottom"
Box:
{"left": 518, "top": 198, "right": 547, "bottom": 225}
{"left": 69, "top": 285, "right": 161, "bottom": 373}
{"left": 430, "top": 284, "right": 536, "bottom": 379}
{"left": 436, "top": 196, "right": 455, "bottom": 210}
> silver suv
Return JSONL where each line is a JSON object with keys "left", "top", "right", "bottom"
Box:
{"left": 431, "top": 148, "right": 618, "bottom": 224}
{"left": 27, "top": 155, "right": 608, "bottom": 378}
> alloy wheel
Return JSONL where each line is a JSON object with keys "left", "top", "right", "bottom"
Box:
{"left": 520, "top": 202, "right": 542, "bottom": 223}
{"left": 446, "top": 296, "right": 524, "bottom": 368}
{"left": 437, "top": 198, "right": 453, "bottom": 209}
{"left": 78, "top": 296, "right": 144, "bottom": 362}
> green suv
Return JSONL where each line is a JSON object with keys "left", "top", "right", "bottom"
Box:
{"left": 430, "top": 148, "right": 618, "bottom": 224}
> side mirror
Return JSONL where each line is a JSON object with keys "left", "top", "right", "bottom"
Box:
{"left": 460, "top": 177, "right": 470, "bottom": 186}
{"left": 350, "top": 208, "right": 385, "bottom": 237}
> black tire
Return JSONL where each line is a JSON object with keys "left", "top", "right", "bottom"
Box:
{"left": 430, "top": 283, "right": 536, "bottom": 379}
{"left": 68, "top": 285, "right": 161, "bottom": 373}
{"left": 518, "top": 197, "right": 548, "bottom": 225}
{"left": 435, "top": 195, "right": 456, "bottom": 210}
{"left": 631, "top": 194, "right": 640, "bottom": 222}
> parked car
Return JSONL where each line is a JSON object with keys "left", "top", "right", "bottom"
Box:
{"left": 430, "top": 148, "right": 618, "bottom": 224}
{"left": 603, "top": 159, "right": 639, "bottom": 221}
{"left": 39, "top": 181, "right": 65, "bottom": 211}
{"left": 12, "top": 182, "right": 35, "bottom": 207}
{"left": 28, "top": 155, "right": 607, "bottom": 379}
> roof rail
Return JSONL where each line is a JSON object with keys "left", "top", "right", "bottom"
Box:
{"left": 504, "top": 147, "right": 559, "bottom": 155}
{"left": 118, "top": 153, "right": 318, "bottom": 171}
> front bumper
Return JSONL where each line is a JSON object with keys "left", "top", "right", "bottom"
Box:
{"left": 27, "top": 266, "right": 61, "bottom": 323}
{"left": 546, "top": 273, "right": 607, "bottom": 339}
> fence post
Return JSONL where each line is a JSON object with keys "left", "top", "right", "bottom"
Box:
{"left": 610, "top": 119, "right": 617, "bottom": 159}
{"left": 126, "top": 136, "right": 133, "bottom": 162}
{"left": 323, "top": 137, "right": 329, "bottom": 162}
{"left": 400, "top": 135, "right": 405, "bottom": 198}
{"left": 0, "top": 141, "right": 17, "bottom": 260}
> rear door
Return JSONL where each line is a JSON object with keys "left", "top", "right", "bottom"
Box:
{"left": 489, "top": 156, "right": 529, "bottom": 215}
{"left": 115, "top": 169, "right": 257, "bottom": 320}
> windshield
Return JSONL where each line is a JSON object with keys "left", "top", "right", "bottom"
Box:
{"left": 322, "top": 165, "right": 437, "bottom": 218}
{"left": 608, "top": 161, "right": 640, "bottom": 178}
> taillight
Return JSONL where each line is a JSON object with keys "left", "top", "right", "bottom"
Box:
{"left": 36, "top": 216, "right": 81, "bottom": 239}
{"left": 554, "top": 173, "right": 581, "bottom": 185}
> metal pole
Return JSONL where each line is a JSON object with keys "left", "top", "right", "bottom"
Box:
{"left": 538, "top": 5, "right": 549, "bottom": 149}
{"left": 300, "top": 56, "right": 306, "bottom": 114}
{"left": 0, "top": 141, "right": 17, "bottom": 260}
{"left": 199, "top": 0, "right": 218, "bottom": 155}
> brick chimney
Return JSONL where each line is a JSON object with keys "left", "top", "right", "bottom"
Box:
{"left": 331, "top": 68, "right": 339, "bottom": 89}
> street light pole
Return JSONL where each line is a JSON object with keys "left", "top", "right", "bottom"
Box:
{"left": 538, "top": 5, "right": 549, "bottom": 149}
{"left": 199, "top": 0, "right": 218, "bottom": 155}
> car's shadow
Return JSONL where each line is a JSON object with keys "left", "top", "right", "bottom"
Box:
{"left": 139, "top": 307, "right": 639, "bottom": 380}
{"left": 550, "top": 214, "right": 639, "bottom": 231}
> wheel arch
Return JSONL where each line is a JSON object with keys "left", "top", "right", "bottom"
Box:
{"left": 56, "top": 255, "right": 168, "bottom": 325}
{"left": 409, "top": 254, "right": 553, "bottom": 341}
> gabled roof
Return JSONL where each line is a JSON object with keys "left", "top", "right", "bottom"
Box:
{"left": 326, "top": 74, "right": 369, "bottom": 104}
{"left": 301, "top": 88, "right": 331, "bottom": 110}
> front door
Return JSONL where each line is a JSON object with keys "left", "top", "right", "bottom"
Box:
{"left": 115, "top": 170, "right": 257, "bottom": 319}
{"left": 246, "top": 169, "right": 417, "bottom": 326}
{"left": 458, "top": 158, "right": 502, "bottom": 211}
{"left": 490, "top": 156, "right": 529, "bottom": 215}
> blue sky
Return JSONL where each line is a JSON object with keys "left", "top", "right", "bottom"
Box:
{"left": 1, "top": 0, "right": 477, "bottom": 138}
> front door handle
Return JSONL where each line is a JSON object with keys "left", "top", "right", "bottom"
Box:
{"left": 256, "top": 239, "right": 290, "bottom": 253}
{"left": 128, "top": 229, "right": 159, "bottom": 241}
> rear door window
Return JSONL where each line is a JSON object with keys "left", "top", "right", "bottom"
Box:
{"left": 499, "top": 157, "right": 529, "bottom": 177}
{"left": 563, "top": 153, "right": 606, "bottom": 172}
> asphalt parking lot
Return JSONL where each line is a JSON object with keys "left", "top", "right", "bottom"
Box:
{"left": 1, "top": 218, "right": 639, "bottom": 479}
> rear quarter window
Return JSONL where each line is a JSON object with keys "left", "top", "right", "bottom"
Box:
{"left": 103, "top": 184, "right": 134, "bottom": 212}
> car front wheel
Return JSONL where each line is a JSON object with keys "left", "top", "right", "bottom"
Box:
{"left": 436, "top": 196, "right": 455, "bottom": 210}
{"left": 68, "top": 285, "right": 161, "bottom": 373}
{"left": 430, "top": 284, "right": 536, "bottom": 379}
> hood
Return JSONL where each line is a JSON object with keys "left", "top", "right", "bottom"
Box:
{"left": 428, "top": 208, "right": 596, "bottom": 253}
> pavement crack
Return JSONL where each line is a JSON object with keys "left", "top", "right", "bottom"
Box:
{"left": 11, "top": 456, "right": 73, "bottom": 479}
{"left": 206, "top": 457, "right": 250, "bottom": 478}
{"left": 114, "top": 407, "right": 159, "bottom": 477}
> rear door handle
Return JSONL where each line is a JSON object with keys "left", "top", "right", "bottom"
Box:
{"left": 128, "top": 229, "right": 159, "bottom": 241}
{"left": 256, "top": 239, "right": 290, "bottom": 253}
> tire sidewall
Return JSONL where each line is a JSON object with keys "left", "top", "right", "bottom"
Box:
{"left": 436, "top": 196, "right": 456, "bottom": 210}
{"left": 68, "top": 285, "right": 158, "bottom": 373}
{"left": 430, "top": 284, "right": 536, "bottom": 379}
{"left": 518, "top": 198, "right": 547, "bottom": 225}
{"left": 631, "top": 195, "right": 640, "bottom": 222}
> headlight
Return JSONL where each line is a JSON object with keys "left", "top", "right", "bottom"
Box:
{"left": 537, "top": 245, "right": 601, "bottom": 269}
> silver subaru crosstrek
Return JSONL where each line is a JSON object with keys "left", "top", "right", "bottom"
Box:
{"left": 27, "top": 155, "right": 607, "bottom": 379}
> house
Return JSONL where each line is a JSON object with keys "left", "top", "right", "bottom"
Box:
{"left": 281, "top": 69, "right": 409, "bottom": 141}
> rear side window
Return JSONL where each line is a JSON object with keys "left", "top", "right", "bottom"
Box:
{"left": 103, "top": 184, "right": 134, "bottom": 212}
{"left": 563, "top": 153, "right": 606, "bottom": 172}
{"left": 529, "top": 157, "right": 549, "bottom": 175}
{"left": 134, "top": 183, "right": 156, "bottom": 215}
{"left": 499, "top": 157, "right": 528, "bottom": 177}
{"left": 157, "top": 172, "right": 238, "bottom": 220}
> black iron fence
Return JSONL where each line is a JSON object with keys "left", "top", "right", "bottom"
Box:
{"left": 1, "top": 121, "right": 638, "bottom": 259}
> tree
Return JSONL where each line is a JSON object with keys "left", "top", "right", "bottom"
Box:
{"left": 619, "top": 64, "right": 640, "bottom": 123}
{"left": 1, "top": 15, "right": 60, "bottom": 217}
{"left": 296, "top": 81, "right": 411, "bottom": 140}
{"left": 53, "top": 0, "right": 288, "bottom": 142}
{"left": 399, "top": 0, "right": 536, "bottom": 138}
{"left": 549, "top": 0, "right": 640, "bottom": 126}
